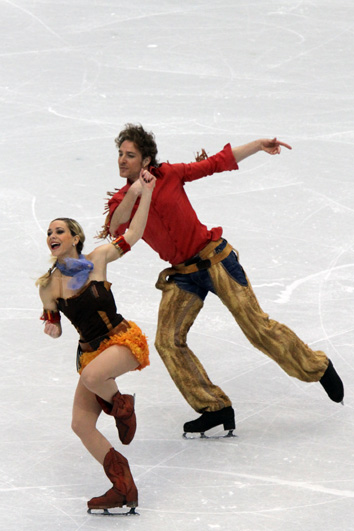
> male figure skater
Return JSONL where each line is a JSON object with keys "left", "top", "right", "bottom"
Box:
{"left": 100, "top": 123, "right": 344, "bottom": 437}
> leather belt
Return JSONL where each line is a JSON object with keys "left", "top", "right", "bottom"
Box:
{"left": 79, "top": 319, "right": 130, "bottom": 352}
{"left": 173, "top": 239, "right": 233, "bottom": 275}
{"left": 155, "top": 239, "right": 234, "bottom": 289}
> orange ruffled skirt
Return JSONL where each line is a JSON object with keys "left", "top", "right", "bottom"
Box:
{"left": 77, "top": 320, "right": 149, "bottom": 374}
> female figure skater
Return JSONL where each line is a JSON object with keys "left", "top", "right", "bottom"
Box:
{"left": 37, "top": 170, "right": 156, "bottom": 513}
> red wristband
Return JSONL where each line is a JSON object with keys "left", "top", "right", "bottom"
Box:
{"left": 40, "top": 310, "right": 61, "bottom": 323}
{"left": 111, "top": 235, "right": 131, "bottom": 255}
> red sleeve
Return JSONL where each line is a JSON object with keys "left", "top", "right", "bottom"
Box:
{"left": 105, "top": 144, "right": 237, "bottom": 237}
{"left": 172, "top": 144, "right": 238, "bottom": 183}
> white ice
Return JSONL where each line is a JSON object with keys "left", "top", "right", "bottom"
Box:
{"left": 1, "top": 0, "right": 354, "bottom": 529}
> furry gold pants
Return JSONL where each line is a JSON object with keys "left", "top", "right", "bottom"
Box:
{"left": 155, "top": 243, "right": 329, "bottom": 413}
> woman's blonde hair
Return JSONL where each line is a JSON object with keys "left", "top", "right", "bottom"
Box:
{"left": 35, "top": 218, "right": 86, "bottom": 287}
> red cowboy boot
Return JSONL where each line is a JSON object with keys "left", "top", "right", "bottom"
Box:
{"left": 96, "top": 391, "right": 136, "bottom": 445}
{"left": 87, "top": 448, "right": 138, "bottom": 511}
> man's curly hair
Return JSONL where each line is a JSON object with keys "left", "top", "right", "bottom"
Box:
{"left": 115, "top": 123, "right": 159, "bottom": 167}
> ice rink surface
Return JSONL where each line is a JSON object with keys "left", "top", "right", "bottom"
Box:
{"left": 1, "top": 0, "right": 354, "bottom": 529}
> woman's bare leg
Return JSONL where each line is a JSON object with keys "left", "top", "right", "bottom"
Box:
{"left": 71, "top": 378, "right": 111, "bottom": 464}
{"left": 80, "top": 345, "right": 139, "bottom": 403}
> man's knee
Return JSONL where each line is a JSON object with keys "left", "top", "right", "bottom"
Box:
{"left": 154, "top": 332, "right": 172, "bottom": 357}
{"left": 155, "top": 324, "right": 188, "bottom": 355}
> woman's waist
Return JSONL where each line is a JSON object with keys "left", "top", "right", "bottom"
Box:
{"left": 79, "top": 314, "right": 127, "bottom": 350}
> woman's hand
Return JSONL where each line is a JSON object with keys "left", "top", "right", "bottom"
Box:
{"left": 44, "top": 321, "right": 62, "bottom": 338}
{"left": 140, "top": 169, "right": 156, "bottom": 191}
{"left": 127, "top": 169, "right": 156, "bottom": 195}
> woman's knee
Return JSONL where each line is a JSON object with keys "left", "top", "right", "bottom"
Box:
{"left": 71, "top": 415, "right": 85, "bottom": 438}
{"left": 71, "top": 411, "right": 97, "bottom": 439}
{"left": 80, "top": 365, "right": 101, "bottom": 392}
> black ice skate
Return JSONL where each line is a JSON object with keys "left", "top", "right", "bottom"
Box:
{"left": 320, "top": 359, "right": 344, "bottom": 404}
{"left": 183, "top": 406, "right": 236, "bottom": 439}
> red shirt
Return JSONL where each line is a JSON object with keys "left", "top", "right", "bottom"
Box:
{"left": 108, "top": 143, "right": 238, "bottom": 265}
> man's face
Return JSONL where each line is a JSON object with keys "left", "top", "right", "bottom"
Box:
{"left": 118, "top": 140, "right": 146, "bottom": 183}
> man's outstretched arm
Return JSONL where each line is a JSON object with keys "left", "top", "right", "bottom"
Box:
{"left": 232, "top": 138, "right": 292, "bottom": 163}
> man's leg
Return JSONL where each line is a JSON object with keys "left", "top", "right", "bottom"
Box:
{"left": 155, "top": 276, "right": 232, "bottom": 413}
{"left": 208, "top": 250, "right": 343, "bottom": 401}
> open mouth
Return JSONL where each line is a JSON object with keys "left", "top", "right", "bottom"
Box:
{"left": 51, "top": 242, "right": 60, "bottom": 250}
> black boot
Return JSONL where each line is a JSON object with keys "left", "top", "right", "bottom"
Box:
{"left": 183, "top": 406, "right": 236, "bottom": 435}
{"left": 320, "top": 359, "right": 344, "bottom": 403}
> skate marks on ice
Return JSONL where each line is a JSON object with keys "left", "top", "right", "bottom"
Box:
{"left": 274, "top": 262, "right": 354, "bottom": 305}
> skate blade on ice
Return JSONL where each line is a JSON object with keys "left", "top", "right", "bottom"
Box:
{"left": 88, "top": 507, "right": 139, "bottom": 516}
{"left": 183, "top": 429, "right": 237, "bottom": 440}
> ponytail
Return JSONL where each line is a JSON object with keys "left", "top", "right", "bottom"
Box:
{"left": 35, "top": 258, "right": 57, "bottom": 288}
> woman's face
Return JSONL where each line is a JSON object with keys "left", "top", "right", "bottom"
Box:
{"left": 47, "top": 220, "right": 79, "bottom": 259}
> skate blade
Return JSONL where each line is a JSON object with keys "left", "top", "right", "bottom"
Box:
{"left": 88, "top": 507, "right": 139, "bottom": 516}
{"left": 183, "top": 429, "right": 237, "bottom": 440}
